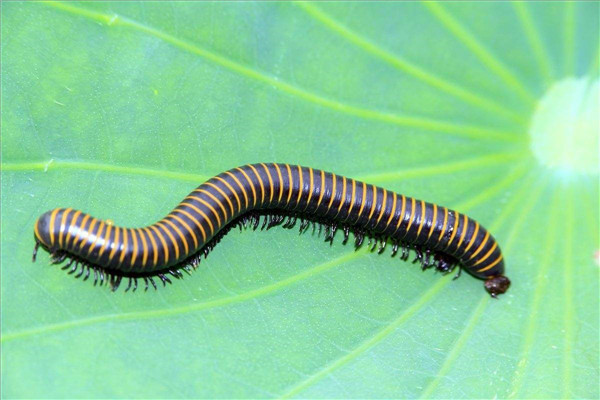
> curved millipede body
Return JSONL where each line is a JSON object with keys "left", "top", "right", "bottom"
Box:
{"left": 33, "top": 163, "right": 510, "bottom": 296}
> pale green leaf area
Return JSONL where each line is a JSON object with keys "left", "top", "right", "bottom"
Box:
{"left": 1, "top": 1, "right": 598, "bottom": 398}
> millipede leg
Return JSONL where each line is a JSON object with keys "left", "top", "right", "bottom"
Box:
{"left": 149, "top": 277, "right": 157, "bottom": 290}
{"left": 261, "top": 215, "right": 270, "bottom": 230}
{"left": 286, "top": 216, "right": 297, "bottom": 229}
{"left": 413, "top": 248, "right": 424, "bottom": 266}
{"left": 354, "top": 232, "right": 364, "bottom": 248}
{"left": 369, "top": 238, "right": 378, "bottom": 252}
{"left": 67, "top": 261, "right": 79, "bottom": 275}
{"left": 125, "top": 278, "right": 133, "bottom": 292}
{"left": 453, "top": 267, "right": 462, "bottom": 280}
{"left": 75, "top": 262, "right": 85, "bottom": 278}
{"left": 169, "top": 269, "right": 183, "bottom": 279}
{"left": 68, "top": 261, "right": 79, "bottom": 274}
{"left": 378, "top": 240, "right": 387, "bottom": 254}
{"left": 391, "top": 242, "right": 399, "bottom": 257}
{"left": 299, "top": 219, "right": 310, "bottom": 233}
{"left": 424, "top": 249, "right": 432, "bottom": 268}
{"left": 342, "top": 227, "right": 350, "bottom": 244}
{"left": 158, "top": 273, "right": 171, "bottom": 286}
{"left": 401, "top": 246, "right": 409, "bottom": 260}
{"left": 329, "top": 224, "right": 339, "bottom": 243}
{"left": 61, "top": 258, "right": 75, "bottom": 270}
{"left": 32, "top": 242, "right": 40, "bottom": 262}
{"left": 111, "top": 276, "right": 122, "bottom": 292}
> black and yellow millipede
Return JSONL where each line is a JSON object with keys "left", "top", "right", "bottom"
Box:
{"left": 33, "top": 163, "right": 510, "bottom": 297}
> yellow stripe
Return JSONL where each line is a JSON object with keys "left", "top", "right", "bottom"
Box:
{"left": 446, "top": 211, "right": 460, "bottom": 249}
{"left": 285, "top": 164, "right": 294, "bottom": 206}
{"left": 403, "top": 198, "right": 417, "bottom": 239}
{"left": 304, "top": 167, "right": 315, "bottom": 211}
{"left": 143, "top": 227, "right": 159, "bottom": 267}
{"left": 326, "top": 173, "right": 337, "bottom": 213}
{"left": 295, "top": 165, "right": 304, "bottom": 208}
{"left": 130, "top": 228, "right": 139, "bottom": 268}
{"left": 58, "top": 208, "right": 73, "bottom": 248}
{"left": 174, "top": 208, "right": 207, "bottom": 242}
{"left": 367, "top": 185, "right": 378, "bottom": 221}
{"left": 71, "top": 213, "right": 90, "bottom": 248}
{"left": 78, "top": 216, "right": 96, "bottom": 250}
{"left": 274, "top": 163, "right": 284, "bottom": 203}
{"left": 199, "top": 186, "right": 231, "bottom": 220}
{"left": 163, "top": 218, "right": 189, "bottom": 256}
{"left": 97, "top": 222, "right": 112, "bottom": 258}
{"left": 261, "top": 163, "right": 275, "bottom": 204}
{"left": 149, "top": 225, "right": 169, "bottom": 265}
{"left": 473, "top": 241, "right": 497, "bottom": 266}
{"left": 455, "top": 215, "right": 470, "bottom": 250}
{"left": 344, "top": 179, "right": 357, "bottom": 221}
{"left": 248, "top": 164, "right": 265, "bottom": 205}
{"left": 48, "top": 208, "right": 60, "bottom": 245}
{"left": 476, "top": 253, "right": 503, "bottom": 273}
{"left": 316, "top": 169, "right": 326, "bottom": 209}
{"left": 186, "top": 194, "right": 222, "bottom": 226}
{"left": 180, "top": 201, "right": 215, "bottom": 235}
{"left": 86, "top": 220, "right": 105, "bottom": 257}
{"left": 206, "top": 182, "right": 234, "bottom": 220}
{"left": 156, "top": 221, "right": 180, "bottom": 261}
{"left": 392, "top": 194, "right": 407, "bottom": 236}
{"left": 415, "top": 200, "right": 426, "bottom": 239}
{"left": 170, "top": 214, "right": 199, "bottom": 249}
{"left": 462, "top": 222, "right": 480, "bottom": 255}
{"left": 215, "top": 176, "right": 241, "bottom": 212}
{"left": 236, "top": 167, "right": 257, "bottom": 207}
{"left": 375, "top": 188, "right": 387, "bottom": 229}
{"left": 118, "top": 228, "right": 129, "bottom": 265}
{"left": 137, "top": 228, "right": 148, "bottom": 267}
{"left": 108, "top": 227, "right": 121, "bottom": 262}
{"left": 437, "top": 207, "right": 449, "bottom": 242}
{"left": 335, "top": 176, "right": 347, "bottom": 217}
{"left": 355, "top": 183, "right": 367, "bottom": 223}
{"left": 384, "top": 192, "right": 397, "bottom": 230}
{"left": 427, "top": 204, "right": 438, "bottom": 240}
{"left": 226, "top": 171, "right": 249, "bottom": 209}
{"left": 65, "top": 210, "right": 82, "bottom": 248}
{"left": 468, "top": 231, "right": 490, "bottom": 260}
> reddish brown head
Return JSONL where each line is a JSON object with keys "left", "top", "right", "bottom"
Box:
{"left": 484, "top": 275, "right": 511, "bottom": 298}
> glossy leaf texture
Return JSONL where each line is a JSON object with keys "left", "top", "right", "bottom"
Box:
{"left": 1, "top": 2, "right": 598, "bottom": 398}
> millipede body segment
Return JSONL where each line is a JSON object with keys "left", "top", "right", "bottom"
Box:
{"left": 33, "top": 163, "right": 510, "bottom": 296}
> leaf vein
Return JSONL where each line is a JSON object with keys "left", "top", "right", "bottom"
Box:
{"left": 42, "top": 1, "right": 520, "bottom": 142}
{"left": 297, "top": 1, "right": 527, "bottom": 125}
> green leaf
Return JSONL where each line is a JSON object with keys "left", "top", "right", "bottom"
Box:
{"left": 1, "top": 1, "right": 598, "bottom": 398}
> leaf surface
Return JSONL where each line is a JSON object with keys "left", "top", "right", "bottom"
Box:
{"left": 1, "top": 2, "right": 598, "bottom": 398}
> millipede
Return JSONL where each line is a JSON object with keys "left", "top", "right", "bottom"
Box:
{"left": 32, "top": 163, "right": 510, "bottom": 297}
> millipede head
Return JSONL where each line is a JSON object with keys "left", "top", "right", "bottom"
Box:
{"left": 484, "top": 275, "right": 511, "bottom": 298}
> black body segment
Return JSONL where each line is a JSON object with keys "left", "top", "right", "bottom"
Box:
{"left": 33, "top": 163, "right": 509, "bottom": 296}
